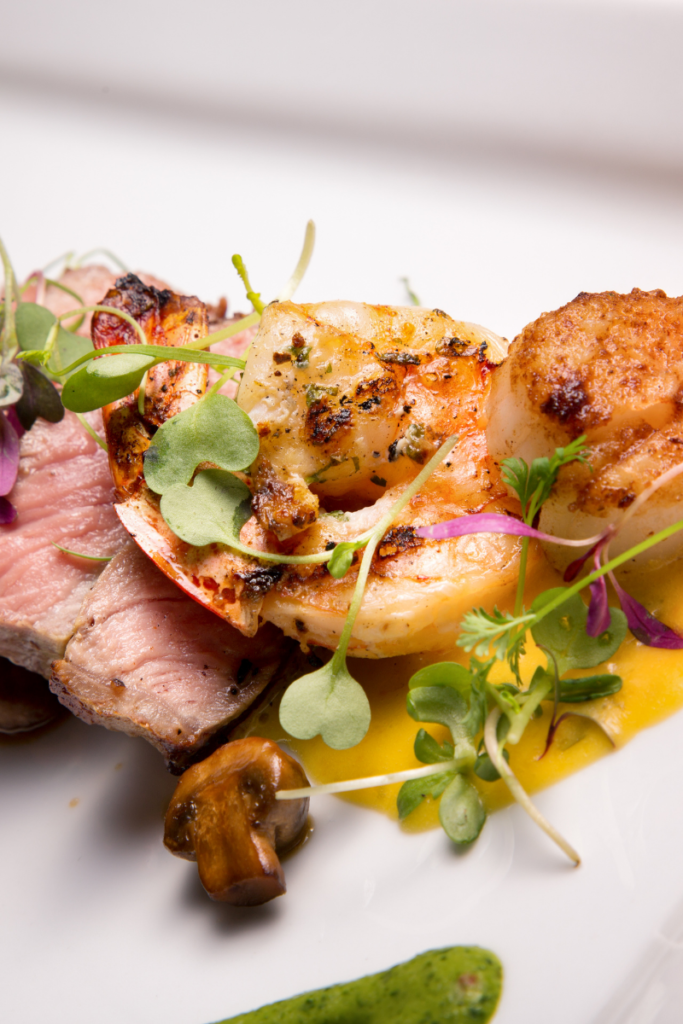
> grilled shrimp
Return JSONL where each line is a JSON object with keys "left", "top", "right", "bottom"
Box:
{"left": 239, "top": 300, "right": 508, "bottom": 539}
{"left": 486, "top": 288, "right": 683, "bottom": 570}
{"left": 101, "top": 280, "right": 526, "bottom": 656}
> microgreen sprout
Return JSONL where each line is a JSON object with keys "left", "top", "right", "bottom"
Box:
{"left": 51, "top": 542, "right": 113, "bottom": 562}
{"left": 501, "top": 436, "right": 589, "bottom": 615}
{"left": 400, "top": 276, "right": 421, "bottom": 307}
{"left": 1, "top": 234, "right": 69, "bottom": 522}
{"left": 277, "top": 221, "right": 316, "bottom": 302}
{"left": 279, "top": 436, "right": 459, "bottom": 749}
{"left": 279, "top": 437, "right": 683, "bottom": 864}
{"left": 231, "top": 255, "right": 265, "bottom": 315}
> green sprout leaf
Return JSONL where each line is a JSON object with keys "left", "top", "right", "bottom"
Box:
{"left": 15, "top": 302, "right": 93, "bottom": 379}
{"left": 327, "top": 540, "right": 363, "bottom": 579}
{"left": 397, "top": 771, "right": 455, "bottom": 820}
{"left": 280, "top": 435, "right": 459, "bottom": 751}
{"left": 531, "top": 587, "right": 627, "bottom": 675}
{"left": 556, "top": 673, "right": 622, "bottom": 703}
{"left": 15, "top": 302, "right": 55, "bottom": 350}
{"left": 438, "top": 774, "right": 486, "bottom": 845}
{"left": 406, "top": 668, "right": 480, "bottom": 763}
{"left": 159, "top": 469, "right": 251, "bottom": 548}
{"left": 61, "top": 353, "right": 155, "bottom": 412}
{"left": 144, "top": 393, "right": 259, "bottom": 493}
{"left": 278, "top": 658, "right": 372, "bottom": 750}
{"left": 474, "top": 747, "right": 509, "bottom": 782}
{"left": 414, "top": 727, "right": 454, "bottom": 764}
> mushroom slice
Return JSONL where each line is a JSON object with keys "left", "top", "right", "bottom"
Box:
{"left": 164, "top": 737, "right": 309, "bottom": 906}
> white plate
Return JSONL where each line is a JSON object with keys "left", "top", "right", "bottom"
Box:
{"left": 3, "top": 84, "right": 683, "bottom": 1024}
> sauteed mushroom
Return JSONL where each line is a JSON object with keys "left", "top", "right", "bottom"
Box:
{"left": 164, "top": 737, "right": 309, "bottom": 906}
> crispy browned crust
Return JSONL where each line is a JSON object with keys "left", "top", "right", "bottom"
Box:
{"left": 510, "top": 288, "right": 683, "bottom": 435}
{"left": 92, "top": 274, "right": 209, "bottom": 499}
{"left": 507, "top": 288, "right": 683, "bottom": 516}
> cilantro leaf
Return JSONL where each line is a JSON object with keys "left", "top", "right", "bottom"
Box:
{"left": 502, "top": 436, "right": 589, "bottom": 525}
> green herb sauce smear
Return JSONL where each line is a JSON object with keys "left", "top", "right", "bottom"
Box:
{"left": 213, "top": 946, "right": 502, "bottom": 1023}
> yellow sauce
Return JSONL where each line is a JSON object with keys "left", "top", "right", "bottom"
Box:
{"left": 263, "top": 553, "right": 683, "bottom": 830}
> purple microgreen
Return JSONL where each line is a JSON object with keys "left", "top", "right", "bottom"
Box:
{"left": 563, "top": 538, "right": 604, "bottom": 582}
{"left": 534, "top": 649, "right": 561, "bottom": 752}
{"left": 585, "top": 542, "right": 611, "bottom": 637}
{"left": 5, "top": 406, "right": 24, "bottom": 438}
{"left": 14, "top": 362, "right": 64, "bottom": 429}
{"left": 586, "top": 575, "right": 611, "bottom": 636}
{"left": 609, "top": 573, "right": 683, "bottom": 649}
{"left": 539, "top": 710, "right": 616, "bottom": 760}
{"left": 0, "top": 495, "right": 16, "bottom": 524}
{"left": 417, "top": 512, "right": 600, "bottom": 550}
{"left": 0, "top": 410, "right": 20, "bottom": 496}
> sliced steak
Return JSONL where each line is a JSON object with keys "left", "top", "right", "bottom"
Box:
{"left": 0, "top": 411, "right": 128, "bottom": 675}
{"left": 50, "top": 542, "right": 292, "bottom": 772}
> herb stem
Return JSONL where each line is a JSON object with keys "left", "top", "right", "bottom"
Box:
{"left": 75, "top": 412, "right": 108, "bottom": 451}
{"left": 329, "top": 435, "right": 458, "bottom": 666}
{"left": 0, "top": 233, "right": 19, "bottom": 362}
{"left": 513, "top": 536, "right": 529, "bottom": 617}
{"left": 533, "top": 517, "right": 683, "bottom": 630}
{"left": 48, "top": 342, "right": 245, "bottom": 377}
{"left": 72, "top": 248, "right": 129, "bottom": 272}
{"left": 275, "top": 759, "right": 461, "bottom": 801}
{"left": 187, "top": 311, "right": 260, "bottom": 351}
{"left": 484, "top": 707, "right": 580, "bottom": 865}
{"left": 277, "top": 220, "right": 316, "bottom": 302}
{"left": 231, "top": 256, "right": 265, "bottom": 315}
{"left": 57, "top": 305, "right": 148, "bottom": 347}
{"left": 137, "top": 370, "right": 148, "bottom": 416}
{"left": 51, "top": 542, "right": 113, "bottom": 562}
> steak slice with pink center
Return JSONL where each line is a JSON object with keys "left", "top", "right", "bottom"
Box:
{"left": 0, "top": 410, "right": 127, "bottom": 675}
{"left": 51, "top": 542, "right": 292, "bottom": 771}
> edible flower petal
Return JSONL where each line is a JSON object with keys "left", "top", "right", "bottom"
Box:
{"left": 586, "top": 576, "right": 611, "bottom": 636}
{"left": 609, "top": 573, "right": 683, "bottom": 649}
{"left": 0, "top": 410, "right": 20, "bottom": 496}
{"left": 417, "top": 513, "right": 570, "bottom": 544}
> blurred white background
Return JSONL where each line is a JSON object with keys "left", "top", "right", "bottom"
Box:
{"left": 4, "top": 4, "right": 683, "bottom": 1024}
{"left": 3, "top": 1, "right": 683, "bottom": 331}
